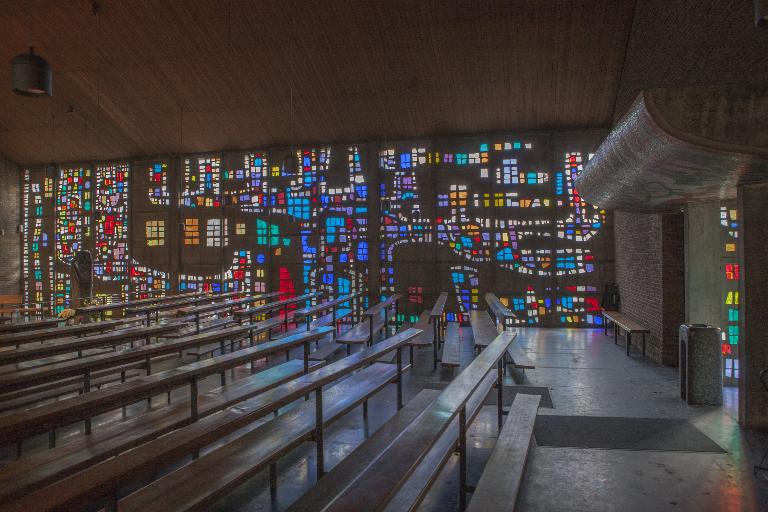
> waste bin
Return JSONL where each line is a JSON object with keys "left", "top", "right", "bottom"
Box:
{"left": 679, "top": 324, "right": 723, "bottom": 406}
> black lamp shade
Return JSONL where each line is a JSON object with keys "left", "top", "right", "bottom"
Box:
{"left": 11, "top": 48, "right": 52, "bottom": 97}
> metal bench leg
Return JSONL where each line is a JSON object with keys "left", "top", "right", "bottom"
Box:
{"left": 396, "top": 346, "right": 403, "bottom": 410}
{"left": 315, "top": 387, "right": 325, "bottom": 478}
{"left": 459, "top": 405, "right": 468, "bottom": 511}
{"left": 497, "top": 359, "right": 503, "bottom": 430}
{"left": 270, "top": 463, "right": 278, "bottom": 500}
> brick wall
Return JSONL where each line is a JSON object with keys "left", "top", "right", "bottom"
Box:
{"left": 0, "top": 156, "right": 21, "bottom": 296}
{"left": 614, "top": 211, "right": 684, "bottom": 365}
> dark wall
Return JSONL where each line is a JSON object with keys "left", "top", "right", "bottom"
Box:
{"left": 0, "top": 156, "right": 21, "bottom": 295}
{"left": 614, "top": 211, "right": 684, "bottom": 365}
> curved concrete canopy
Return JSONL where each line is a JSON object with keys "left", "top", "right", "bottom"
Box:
{"left": 575, "top": 87, "right": 768, "bottom": 212}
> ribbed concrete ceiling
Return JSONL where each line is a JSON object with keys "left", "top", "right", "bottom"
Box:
{"left": 0, "top": 0, "right": 766, "bottom": 166}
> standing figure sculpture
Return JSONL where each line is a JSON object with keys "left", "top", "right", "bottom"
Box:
{"left": 72, "top": 250, "right": 93, "bottom": 323}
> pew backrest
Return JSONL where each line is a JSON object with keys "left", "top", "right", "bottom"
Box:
{"left": 321, "top": 331, "right": 516, "bottom": 512}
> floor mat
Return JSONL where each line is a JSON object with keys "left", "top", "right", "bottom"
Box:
{"left": 420, "top": 384, "right": 554, "bottom": 409}
{"left": 534, "top": 415, "right": 726, "bottom": 453}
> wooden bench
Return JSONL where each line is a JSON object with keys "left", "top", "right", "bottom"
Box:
{"left": 0, "top": 359, "right": 322, "bottom": 500}
{"left": 470, "top": 309, "right": 498, "bottom": 353}
{"left": 0, "top": 326, "right": 336, "bottom": 448}
{"left": 0, "top": 295, "right": 40, "bottom": 319}
{"left": 336, "top": 315, "right": 385, "bottom": 353}
{"left": 405, "top": 310, "right": 434, "bottom": 367}
{"left": 0, "top": 319, "right": 300, "bottom": 398}
{"left": 185, "top": 315, "right": 284, "bottom": 359}
{"left": 0, "top": 316, "right": 147, "bottom": 350}
{"left": 75, "top": 291, "right": 204, "bottom": 319}
{"left": 234, "top": 292, "right": 322, "bottom": 330}
{"left": 294, "top": 292, "right": 362, "bottom": 331}
{"left": 305, "top": 330, "right": 515, "bottom": 512}
{"left": 287, "top": 389, "right": 442, "bottom": 512}
{"left": 0, "top": 322, "right": 181, "bottom": 366}
{"left": 440, "top": 322, "right": 460, "bottom": 367}
{"left": 363, "top": 294, "right": 403, "bottom": 340}
{"left": 430, "top": 291, "right": 448, "bottom": 344}
{"left": 2, "top": 328, "right": 422, "bottom": 511}
{"left": 0, "top": 368, "right": 144, "bottom": 414}
{"left": 381, "top": 371, "right": 499, "bottom": 512}
{"left": 307, "top": 336, "right": 343, "bottom": 362}
{"left": 126, "top": 291, "right": 242, "bottom": 325}
{"left": 505, "top": 344, "right": 535, "bottom": 374}
{"left": 0, "top": 318, "right": 61, "bottom": 335}
{"left": 485, "top": 292, "right": 516, "bottom": 330}
{"left": 119, "top": 361, "right": 410, "bottom": 511}
{"left": 602, "top": 309, "right": 650, "bottom": 357}
{"left": 465, "top": 393, "right": 541, "bottom": 512}
{"left": 175, "top": 292, "right": 280, "bottom": 333}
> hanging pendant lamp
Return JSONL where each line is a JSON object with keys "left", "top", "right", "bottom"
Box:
{"left": 11, "top": 46, "right": 53, "bottom": 97}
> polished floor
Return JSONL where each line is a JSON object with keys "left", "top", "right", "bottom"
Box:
{"left": 5, "top": 325, "right": 767, "bottom": 511}
{"left": 211, "top": 326, "right": 767, "bottom": 511}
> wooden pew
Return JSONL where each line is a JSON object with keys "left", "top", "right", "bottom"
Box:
{"left": 470, "top": 310, "right": 533, "bottom": 374}
{"left": 382, "top": 371, "right": 498, "bottom": 512}
{"left": 429, "top": 291, "right": 448, "bottom": 348}
{"left": 470, "top": 309, "right": 499, "bottom": 353}
{"left": 0, "top": 320, "right": 282, "bottom": 396}
{"left": 2, "top": 328, "right": 421, "bottom": 511}
{"left": 363, "top": 294, "right": 402, "bottom": 340}
{"left": 440, "top": 322, "right": 461, "bottom": 367}
{"left": 0, "top": 322, "right": 181, "bottom": 366}
{"left": 0, "top": 367, "right": 144, "bottom": 414}
{"left": 175, "top": 292, "right": 280, "bottom": 334}
{"left": 0, "top": 316, "right": 146, "bottom": 350}
{"left": 75, "top": 291, "right": 202, "bottom": 320}
{"left": 405, "top": 310, "right": 433, "bottom": 367}
{"left": 465, "top": 394, "right": 541, "bottom": 512}
{"left": 485, "top": 292, "right": 516, "bottom": 330}
{"left": 287, "top": 389, "right": 441, "bottom": 512}
{"left": 0, "top": 318, "right": 61, "bottom": 335}
{"left": 0, "top": 359, "right": 323, "bottom": 500}
{"left": 234, "top": 292, "right": 323, "bottom": 330}
{"left": 602, "top": 309, "right": 650, "bottom": 357}
{"left": 0, "top": 326, "right": 336, "bottom": 449}
{"left": 318, "top": 331, "right": 516, "bottom": 512}
{"left": 119, "top": 361, "right": 410, "bottom": 511}
{"left": 126, "top": 290, "right": 242, "bottom": 325}
{"left": 336, "top": 316, "right": 385, "bottom": 354}
{"left": 293, "top": 292, "right": 363, "bottom": 331}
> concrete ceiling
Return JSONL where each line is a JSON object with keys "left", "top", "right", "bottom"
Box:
{"left": 0, "top": 0, "right": 766, "bottom": 166}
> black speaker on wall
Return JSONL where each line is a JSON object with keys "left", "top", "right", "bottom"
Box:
{"left": 757, "top": 0, "right": 768, "bottom": 28}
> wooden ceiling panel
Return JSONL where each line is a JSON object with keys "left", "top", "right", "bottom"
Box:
{"left": 8, "top": 0, "right": 752, "bottom": 166}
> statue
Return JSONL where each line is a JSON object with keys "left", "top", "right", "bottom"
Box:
{"left": 71, "top": 250, "right": 93, "bottom": 322}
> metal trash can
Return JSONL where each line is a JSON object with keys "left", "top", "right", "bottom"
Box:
{"left": 679, "top": 324, "right": 723, "bottom": 406}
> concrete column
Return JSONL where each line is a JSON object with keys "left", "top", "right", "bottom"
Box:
{"left": 738, "top": 183, "right": 768, "bottom": 429}
{"left": 684, "top": 202, "right": 722, "bottom": 326}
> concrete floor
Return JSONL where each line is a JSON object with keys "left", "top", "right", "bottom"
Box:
{"left": 4, "top": 325, "right": 767, "bottom": 511}
{"left": 211, "top": 325, "right": 768, "bottom": 511}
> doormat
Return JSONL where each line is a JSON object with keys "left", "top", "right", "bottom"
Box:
{"left": 420, "top": 384, "right": 554, "bottom": 409}
{"left": 534, "top": 415, "right": 726, "bottom": 453}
